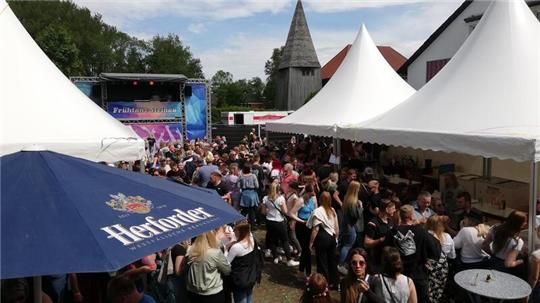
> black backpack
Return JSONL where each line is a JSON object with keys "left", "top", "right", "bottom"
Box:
{"left": 230, "top": 240, "right": 264, "bottom": 290}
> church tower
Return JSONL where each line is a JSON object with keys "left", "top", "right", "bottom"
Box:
{"left": 276, "top": 0, "right": 321, "bottom": 111}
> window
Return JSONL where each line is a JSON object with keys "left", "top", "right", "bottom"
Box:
{"left": 301, "top": 68, "right": 314, "bottom": 76}
{"left": 426, "top": 58, "right": 450, "bottom": 82}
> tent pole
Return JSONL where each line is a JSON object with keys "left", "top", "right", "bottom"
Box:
{"left": 140, "top": 158, "right": 146, "bottom": 174}
{"left": 33, "top": 276, "right": 42, "bottom": 303}
{"left": 332, "top": 137, "right": 341, "bottom": 170}
{"left": 482, "top": 157, "right": 492, "bottom": 179}
{"left": 528, "top": 161, "right": 538, "bottom": 254}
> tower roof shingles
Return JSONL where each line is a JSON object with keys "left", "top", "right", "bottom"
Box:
{"left": 278, "top": 0, "right": 320, "bottom": 69}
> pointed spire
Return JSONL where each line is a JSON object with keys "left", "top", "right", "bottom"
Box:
{"left": 278, "top": 0, "right": 320, "bottom": 69}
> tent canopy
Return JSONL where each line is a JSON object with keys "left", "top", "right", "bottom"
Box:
{"left": 266, "top": 25, "right": 415, "bottom": 137}
{"left": 338, "top": 0, "right": 540, "bottom": 163}
{"left": 0, "top": 2, "right": 145, "bottom": 163}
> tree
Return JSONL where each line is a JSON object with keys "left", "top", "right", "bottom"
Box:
{"left": 211, "top": 70, "right": 233, "bottom": 87}
{"left": 146, "top": 34, "right": 204, "bottom": 78}
{"left": 35, "top": 24, "right": 84, "bottom": 75}
{"left": 247, "top": 77, "right": 264, "bottom": 101}
{"left": 9, "top": 0, "right": 148, "bottom": 76}
{"left": 304, "top": 89, "right": 320, "bottom": 104}
{"left": 263, "top": 46, "right": 284, "bottom": 108}
{"left": 211, "top": 70, "right": 234, "bottom": 105}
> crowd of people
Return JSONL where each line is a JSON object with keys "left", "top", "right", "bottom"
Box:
{"left": 2, "top": 133, "right": 540, "bottom": 303}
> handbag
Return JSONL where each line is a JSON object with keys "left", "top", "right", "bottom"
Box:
{"left": 258, "top": 202, "right": 267, "bottom": 216}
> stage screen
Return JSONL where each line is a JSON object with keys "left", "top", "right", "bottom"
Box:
{"left": 128, "top": 123, "right": 182, "bottom": 146}
{"left": 107, "top": 101, "right": 182, "bottom": 121}
{"left": 73, "top": 81, "right": 101, "bottom": 106}
{"left": 185, "top": 83, "right": 207, "bottom": 140}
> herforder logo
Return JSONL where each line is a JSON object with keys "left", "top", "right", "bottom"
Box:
{"left": 106, "top": 193, "right": 153, "bottom": 214}
{"left": 101, "top": 197, "right": 216, "bottom": 246}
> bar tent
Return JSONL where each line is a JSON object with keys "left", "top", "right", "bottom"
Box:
{"left": 338, "top": 0, "right": 539, "bottom": 249}
{"left": 0, "top": 1, "right": 145, "bottom": 163}
{"left": 265, "top": 24, "right": 415, "bottom": 137}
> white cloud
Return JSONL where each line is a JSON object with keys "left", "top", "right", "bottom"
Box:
{"left": 304, "top": 0, "right": 425, "bottom": 13}
{"left": 71, "top": 0, "right": 464, "bottom": 79}
{"left": 188, "top": 22, "right": 206, "bottom": 34}
{"left": 310, "top": 1, "right": 463, "bottom": 67}
{"left": 197, "top": 34, "right": 283, "bottom": 80}
{"left": 73, "top": 0, "right": 291, "bottom": 28}
{"left": 311, "top": 29, "right": 357, "bottom": 66}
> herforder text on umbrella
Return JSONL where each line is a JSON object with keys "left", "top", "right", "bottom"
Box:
{"left": 101, "top": 207, "right": 214, "bottom": 246}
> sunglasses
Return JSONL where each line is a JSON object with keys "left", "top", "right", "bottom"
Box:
{"left": 351, "top": 260, "right": 366, "bottom": 267}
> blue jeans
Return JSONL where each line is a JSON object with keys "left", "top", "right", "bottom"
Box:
{"left": 339, "top": 225, "right": 357, "bottom": 264}
{"left": 233, "top": 288, "right": 253, "bottom": 303}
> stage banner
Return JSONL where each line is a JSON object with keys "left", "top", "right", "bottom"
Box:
{"left": 107, "top": 102, "right": 182, "bottom": 120}
{"left": 185, "top": 83, "right": 207, "bottom": 140}
{"left": 128, "top": 123, "right": 182, "bottom": 146}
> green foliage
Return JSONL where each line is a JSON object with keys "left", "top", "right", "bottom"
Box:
{"left": 35, "top": 24, "right": 83, "bottom": 75}
{"left": 304, "top": 89, "right": 320, "bottom": 104}
{"left": 9, "top": 1, "right": 203, "bottom": 78}
{"left": 211, "top": 71, "right": 265, "bottom": 107}
{"left": 263, "top": 46, "right": 284, "bottom": 107}
{"left": 146, "top": 34, "right": 204, "bottom": 78}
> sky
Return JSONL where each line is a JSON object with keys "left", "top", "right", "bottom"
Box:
{"left": 72, "top": 0, "right": 465, "bottom": 81}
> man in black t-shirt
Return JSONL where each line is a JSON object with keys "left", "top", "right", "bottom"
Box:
{"left": 364, "top": 200, "right": 396, "bottom": 273}
{"left": 206, "top": 172, "right": 231, "bottom": 204}
{"left": 384, "top": 205, "right": 441, "bottom": 303}
{"left": 170, "top": 243, "right": 189, "bottom": 301}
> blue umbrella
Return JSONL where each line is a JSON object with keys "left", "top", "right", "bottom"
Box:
{"left": 1, "top": 150, "right": 244, "bottom": 279}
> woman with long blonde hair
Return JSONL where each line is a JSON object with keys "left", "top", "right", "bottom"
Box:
{"left": 263, "top": 182, "right": 298, "bottom": 266}
{"left": 338, "top": 181, "right": 364, "bottom": 274}
{"left": 307, "top": 191, "right": 339, "bottom": 288}
{"left": 424, "top": 215, "right": 455, "bottom": 303}
{"left": 186, "top": 231, "right": 231, "bottom": 303}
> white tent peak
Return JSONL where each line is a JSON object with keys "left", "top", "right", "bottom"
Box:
{"left": 339, "top": 0, "right": 540, "bottom": 162}
{"left": 266, "top": 24, "right": 415, "bottom": 137}
{"left": 0, "top": 4, "right": 145, "bottom": 162}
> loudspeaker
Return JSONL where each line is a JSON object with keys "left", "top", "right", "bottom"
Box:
{"left": 184, "top": 85, "right": 192, "bottom": 97}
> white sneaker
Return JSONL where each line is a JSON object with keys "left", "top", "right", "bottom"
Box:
{"left": 337, "top": 265, "right": 348, "bottom": 276}
{"left": 286, "top": 259, "right": 299, "bottom": 267}
{"left": 273, "top": 257, "right": 280, "bottom": 264}
{"left": 264, "top": 249, "right": 272, "bottom": 258}
{"left": 276, "top": 247, "right": 285, "bottom": 254}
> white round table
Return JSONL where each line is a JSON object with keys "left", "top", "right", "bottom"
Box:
{"left": 454, "top": 269, "right": 531, "bottom": 302}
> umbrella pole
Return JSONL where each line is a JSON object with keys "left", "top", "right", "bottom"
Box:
{"left": 528, "top": 161, "right": 538, "bottom": 254}
{"left": 33, "top": 276, "right": 43, "bottom": 303}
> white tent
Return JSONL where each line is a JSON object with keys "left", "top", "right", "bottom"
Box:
{"left": 338, "top": 0, "right": 540, "bottom": 163}
{"left": 0, "top": 2, "right": 145, "bottom": 163}
{"left": 266, "top": 25, "right": 415, "bottom": 137}
{"left": 338, "top": 0, "right": 539, "bottom": 250}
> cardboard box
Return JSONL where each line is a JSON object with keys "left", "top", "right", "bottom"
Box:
{"left": 439, "top": 172, "right": 481, "bottom": 198}
{"left": 475, "top": 178, "right": 529, "bottom": 212}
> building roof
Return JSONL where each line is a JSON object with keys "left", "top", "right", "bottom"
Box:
{"left": 321, "top": 45, "right": 407, "bottom": 80}
{"left": 278, "top": 0, "right": 320, "bottom": 69}
{"left": 397, "top": 0, "right": 473, "bottom": 76}
{"left": 397, "top": 0, "right": 540, "bottom": 76}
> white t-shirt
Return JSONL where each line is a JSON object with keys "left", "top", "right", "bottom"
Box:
{"left": 429, "top": 231, "right": 456, "bottom": 261}
{"left": 264, "top": 195, "right": 286, "bottom": 222}
{"left": 491, "top": 237, "right": 524, "bottom": 260}
{"left": 227, "top": 234, "right": 255, "bottom": 263}
{"left": 454, "top": 226, "right": 490, "bottom": 263}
